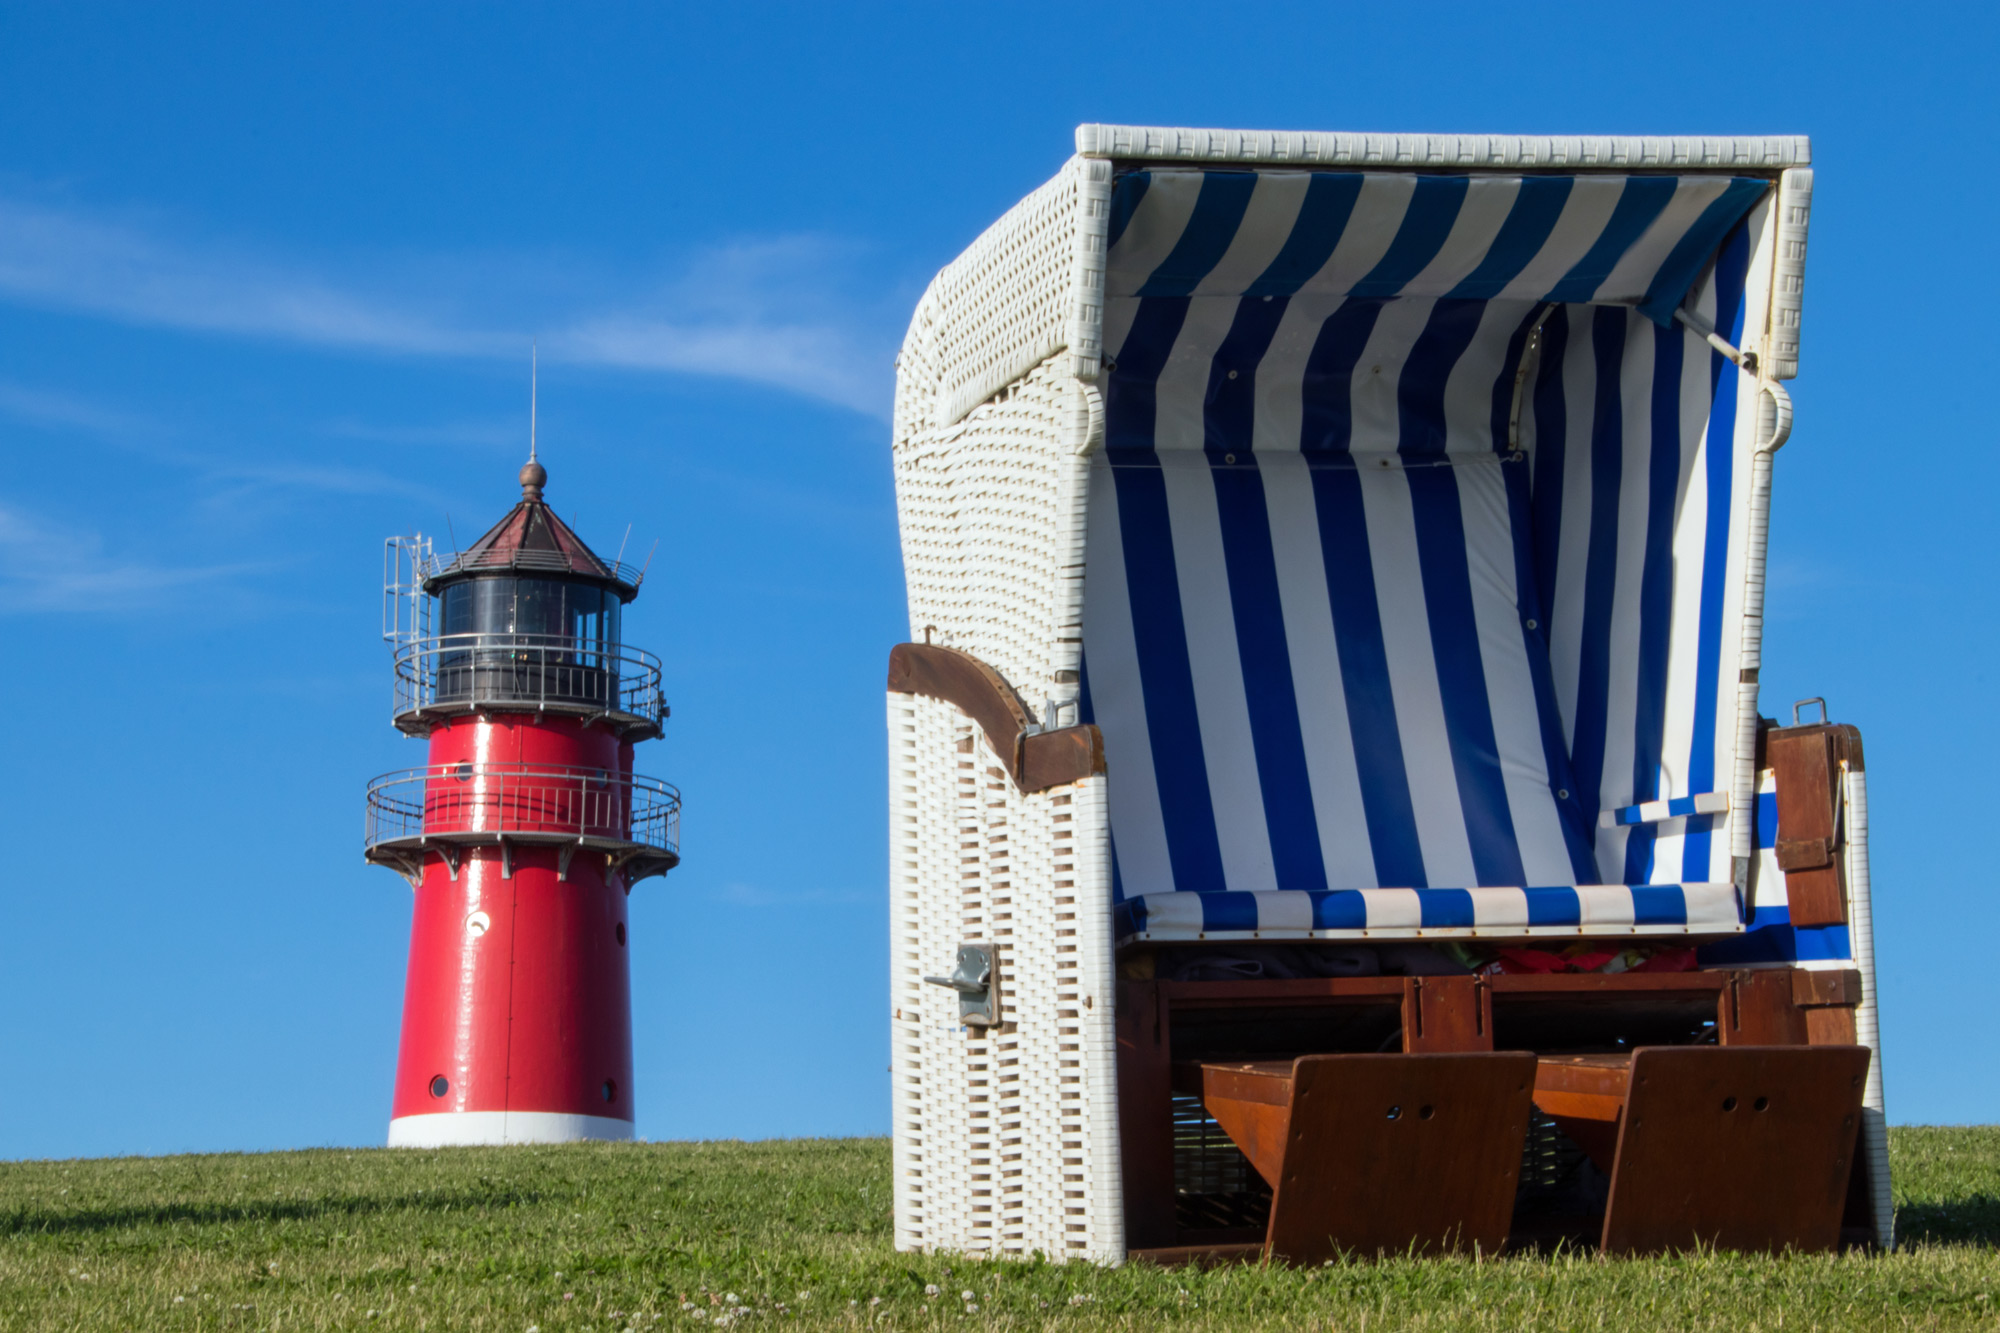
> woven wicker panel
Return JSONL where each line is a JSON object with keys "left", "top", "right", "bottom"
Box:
{"left": 892, "top": 155, "right": 1121, "bottom": 1253}
{"left": 892, "top": 171, "right": 1060, "bottom": 438}
{"left": 890, "top": 692, "right": 1118, "bottom": 1260}
{"left": 891, "top": 356, "right": 1102, "bottom": 1268}
{"left": 893, "top": 158, "right": 1107, "bottom": 441}
{"left": 895, "top": 355, "right": 1080, "bottom": 703}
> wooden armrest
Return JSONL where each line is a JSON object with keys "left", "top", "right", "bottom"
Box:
{"left": 886, "top": 642, "right": 1104, "bottom": 792}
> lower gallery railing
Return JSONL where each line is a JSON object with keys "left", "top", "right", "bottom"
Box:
{"left": 364, "top": 762, "right": 680, "bottom": 861}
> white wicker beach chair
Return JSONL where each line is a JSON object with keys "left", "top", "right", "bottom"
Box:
{"left": 888, "top": 126, "right": 1886, "bottom": 1263}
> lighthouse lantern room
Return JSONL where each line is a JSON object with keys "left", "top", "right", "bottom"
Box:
{"left": 365, "top": 453, "right": 679, "bottom": 1147}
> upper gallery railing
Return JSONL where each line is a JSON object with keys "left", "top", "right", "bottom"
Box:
{"left": 391, "top": 632, "right": 666, "bottom": 733}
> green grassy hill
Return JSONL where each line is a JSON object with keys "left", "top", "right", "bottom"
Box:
{"left": 1, "top": 1128, "right": 1994, "bottom": 1331}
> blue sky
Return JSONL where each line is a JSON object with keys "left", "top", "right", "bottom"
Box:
{"left": 0, "top": 2, "right": 1994, "bottom": 1157}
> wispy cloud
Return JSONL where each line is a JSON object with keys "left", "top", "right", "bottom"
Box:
{"left": 0, "top": 380, "right": 162, "bottom": 438}
{"left": 553, "top": 316, "right": 882, "bottom": 414}
{"left": 0, "top": 196, "right": 895, "bottom": 415}
{"left": 0, "top": 378, "right": 446, "bottom": 508}
{"left": 0, "top": 500, "right": 253, "bottom": 614}
{"left": 0, "top": 199, "right": 496, "bottom": 356}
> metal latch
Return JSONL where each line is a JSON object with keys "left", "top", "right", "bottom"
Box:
{"left": 926, "top": 943, "right": 998, "bottom": 1028}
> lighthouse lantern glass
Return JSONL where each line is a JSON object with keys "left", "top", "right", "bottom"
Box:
{"left": 434, "top": 575, "right": 626, "bottom": 710}
{"left": 440, "top": 577, "right": 622, "bottom": 648}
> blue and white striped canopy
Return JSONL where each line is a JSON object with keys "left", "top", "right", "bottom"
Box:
{"left": 1081, "top": 169, "right": 1767, "bottom": 941}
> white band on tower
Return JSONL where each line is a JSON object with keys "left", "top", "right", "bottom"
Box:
{"left": 387, "top": 1110, "right": 634, "bottom": 1148}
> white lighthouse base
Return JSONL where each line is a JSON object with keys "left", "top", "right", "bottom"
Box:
{"left": 387, "top": 1110, "right": 634, "bottom": 1148}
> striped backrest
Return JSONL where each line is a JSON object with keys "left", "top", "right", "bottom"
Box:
{"left": 1080, "top": 169, "right": 1764, "bottom": 898}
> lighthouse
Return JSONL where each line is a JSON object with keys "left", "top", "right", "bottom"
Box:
{"left": 365, "top": 450, "right": 679, "bottom": 1147}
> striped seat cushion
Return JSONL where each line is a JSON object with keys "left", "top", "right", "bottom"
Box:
{"left": 1118, "top": 884, "right": 1744, "bottom": 942}
{"left": 1082, "top": 168, "right": 1765, "bottom": 941}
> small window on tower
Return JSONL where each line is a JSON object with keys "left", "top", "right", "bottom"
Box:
{"left": 429, "top": 1075, "right": 449, "bottom": 1098}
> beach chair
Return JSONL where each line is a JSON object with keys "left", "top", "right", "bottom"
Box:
{"left": 888, "top": 125, "right": 1886, "bottom": 1263}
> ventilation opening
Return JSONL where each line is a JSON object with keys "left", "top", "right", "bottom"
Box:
{"left": 428, "top": 1075, "right": 449, "bottom": 1099}
{"left": 1172, "top": 1093, "right": 1270, "bottom": 1239}
{"left": 1491, "top": 993, "right": 1717, "bottom": 1054}
{"left": 1508, "top": 1109, "right": 1608, "bottom": 1251}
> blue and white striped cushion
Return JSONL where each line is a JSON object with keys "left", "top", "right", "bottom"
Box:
{"left": 1118, "top": 883, "right": 1745, "bottom": 941}
{"left": 1082, "top": 169, "right": 1765, "bottom": 941}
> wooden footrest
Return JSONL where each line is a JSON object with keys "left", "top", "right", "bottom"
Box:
{"left": 1190, "top": 1053, "right": 1536, "bottom": 1263}
{"left": 1532, "top": 1045, "right": 1871, "bottom": 1254}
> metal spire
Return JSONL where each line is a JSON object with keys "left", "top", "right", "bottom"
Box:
{"left": 520, "top": 344, "right": 547, "bottom": 499}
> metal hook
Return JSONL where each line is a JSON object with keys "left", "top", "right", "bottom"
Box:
{"left": 925, "top": 944, "right": 997, "bottom": 1028}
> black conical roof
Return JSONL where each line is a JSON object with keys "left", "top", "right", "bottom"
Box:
{"left": 425, "top": 460, "right": 638, "bottom": 599}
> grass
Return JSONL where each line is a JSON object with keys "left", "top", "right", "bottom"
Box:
{"left": 0, "top": 1129, "right": 1995, "bottom": 1331}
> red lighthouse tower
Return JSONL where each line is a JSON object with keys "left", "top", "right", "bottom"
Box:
{"left": 365, "top": 451, "right": 679, "bottom": 1146}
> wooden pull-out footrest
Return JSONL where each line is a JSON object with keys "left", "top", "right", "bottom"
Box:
{"left": 1533, "top": 1046, "right": 1870, "bottom": 1254}
{"left": 1190, "top": 1053, "right": 1536, "bottom": 1263}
